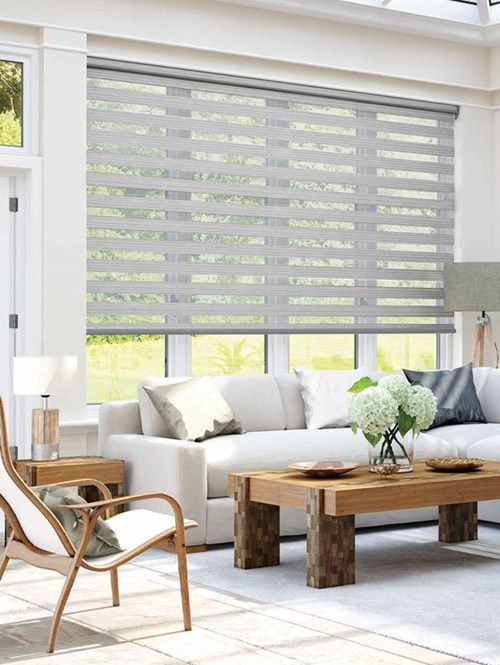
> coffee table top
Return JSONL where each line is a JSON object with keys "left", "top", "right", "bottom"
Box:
{"left": 228, "top": 462, "right": 500, "bottom": 516}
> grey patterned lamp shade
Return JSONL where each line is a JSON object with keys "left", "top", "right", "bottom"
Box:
{"left": 444, "top": 263, "right": 500, "bottom": 312}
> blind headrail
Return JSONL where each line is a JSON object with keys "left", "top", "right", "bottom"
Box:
{"left": 87, "top": 57, "right": 459, "bottom": 119}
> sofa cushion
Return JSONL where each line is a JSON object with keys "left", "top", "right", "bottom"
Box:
{"left": 403, "top": 363, "right": 486, "bottom": 429}
{"left": 430, "top": 423, "right": 500, "bottom": 456}
{"left": 203, "top": 429, "right": 456, "bottom": 498}
{"left": 274, "top": 373, "right": 306, "bottom": 430}
{"left": 139, "top": 374, "right": 286, "bottom": 437}
{"left": 467, "top": 435, "right": 500, "bottom": 461}
{"left": 144, "top": 378, "right": 244, "bottom": 441}
{"left": 294, "top": 368, "right": 366, "bottom": 429}
{"left": 476, "top": 368, "right": 500, "bottom": 423}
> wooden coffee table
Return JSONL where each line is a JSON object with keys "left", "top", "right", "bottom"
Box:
{"left": 228, "top": 462, "right": 500, "bottom": 588}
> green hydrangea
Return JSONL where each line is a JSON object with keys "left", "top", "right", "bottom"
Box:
{"left": 378, "top": 374, "right": 411, "bottom": 406}
{"left": 349, "top": 386, "right": 398, "bottom": 437}
{"left": 404, "top": 385, "right": 437, "bottom": 431}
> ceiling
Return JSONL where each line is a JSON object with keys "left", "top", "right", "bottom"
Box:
{"left": 215, "top": 0, "right": 500, "bottom": 44}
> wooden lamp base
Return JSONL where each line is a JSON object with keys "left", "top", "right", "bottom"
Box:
{"left": 31, "top": 408, "right": 59, "bottom": 461}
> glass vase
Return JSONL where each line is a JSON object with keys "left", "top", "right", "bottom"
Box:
{"left": 368, "top": 430, "right": 415, "bottom": 473}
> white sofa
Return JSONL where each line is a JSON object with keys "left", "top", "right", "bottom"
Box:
{"left": 99, "top": 368, "right": 500, "bottom": 546}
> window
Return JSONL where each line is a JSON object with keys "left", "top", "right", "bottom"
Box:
{"left": 376, "top": 333, "right": 437, "bottom": 373}
{"left": 191, "top": 335, "right": 265, "bottom": 376}
{"left": 0, "top": 59, "right": 22, "bottom": 147}
{"left": 289, "top": 334, "right": 355, "bottom": 370}
{"left": 86, "top": 335, "right": 165, "bottom": 403}
{"left": 86, "top": 60, "right": 455, "bottom": 401}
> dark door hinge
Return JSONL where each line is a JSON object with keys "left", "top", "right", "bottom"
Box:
{"left": 9, "top": 314, "right": 18, "bottom": 330}
{"left": 9, "top": 197, "right": 18, "bottom": 213}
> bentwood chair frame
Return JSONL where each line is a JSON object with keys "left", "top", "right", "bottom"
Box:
{"left": 0, "top": 397, "right": 196, "bottom": 653}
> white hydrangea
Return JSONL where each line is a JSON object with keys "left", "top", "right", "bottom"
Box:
{"left": 404, "top": 385, "right": 437, "bottom": 431}
{"left": 378, "top": 374, "right": 411, "bottom": 406}
{"left": 349, "top": 387, "right": 398, "bottom": 436}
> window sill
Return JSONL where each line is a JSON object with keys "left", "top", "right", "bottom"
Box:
{"left": 59, "top": 419, "right": 98, "bottom": 435}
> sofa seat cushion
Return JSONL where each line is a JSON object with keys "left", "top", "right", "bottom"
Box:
{"left": 203, "top": 429, "right": 456, "bottom": 498}
{"left": 430, "top": 423, "right": 500, "bottom": 456}
{"left": 467, "top": 435, "right": 500, "bottom": 461}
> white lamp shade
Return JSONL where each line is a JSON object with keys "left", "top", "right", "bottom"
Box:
{"left": 13, "top": 356, "right": 78, "bottom": 396}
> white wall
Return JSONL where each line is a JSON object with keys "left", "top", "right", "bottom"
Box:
{"left": 0, "top": 0, "right": 499, "bottom": 453}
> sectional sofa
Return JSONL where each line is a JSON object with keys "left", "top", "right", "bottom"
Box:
{"left": 99, "top": 368, "right": 500, "bottom": 546}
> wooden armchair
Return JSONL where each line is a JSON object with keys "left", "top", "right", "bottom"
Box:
{"left": 0, "top": 397, "right": 197, "bottom": 653}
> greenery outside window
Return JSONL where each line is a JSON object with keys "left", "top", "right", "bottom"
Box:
{"left": 0, "top": 60, "right": 22, "bottom": 147}
{"left": 191, "top": 335, "right": 265, "bottom": 376}
{"left": 289, "top": 334, "right": 355, "bottom": 371}
{"left": 86, "top": 335, "right": 165, "bottom": 403}
{"left": 376, "top": 334, "right": 437, "bottom": 373}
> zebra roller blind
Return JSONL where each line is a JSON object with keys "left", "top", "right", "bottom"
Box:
{"left": 87, "top": 60, "right": 456, "bottom": 335}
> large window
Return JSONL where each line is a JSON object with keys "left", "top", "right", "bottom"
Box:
{"left": 376, "top": 333, "right": 437, "bottom": 373}
{"left": 0, "top": 59, "right": 22, "bottom": 147}
{"left": 289, "top": 334, "right": 355, "bottom": 370}
{"left": 86, "top": 60, "right": 455, "bottom": 402}
{"left": 191, "top": 335, "right": 265, "bottom": 376}
{"left": 86, "top": 335, "right": 165, "bottom": 403}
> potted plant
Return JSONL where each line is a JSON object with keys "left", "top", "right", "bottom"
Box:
{"left": 348, "top": 375, "right": 437, "bottom": 473}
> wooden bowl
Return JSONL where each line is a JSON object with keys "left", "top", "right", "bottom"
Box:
{"left": 288, "top": 461, "right": 359, "bottom": 478}
{"left": 425, "top": 457, "right": 485, "bottom": 472}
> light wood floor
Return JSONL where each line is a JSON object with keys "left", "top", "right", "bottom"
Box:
{"left": 0, "top": 548, "right": 476, "bottom": 665}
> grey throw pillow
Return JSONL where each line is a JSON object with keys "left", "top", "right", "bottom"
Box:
{"left": 144, "top": 377, "right": 245, "bottom": 442}
{"left": 403, "top": 362, "right": 486, "bottom": 429}
{"left": 33, "top": 485, "right": 123, "bottom": 557}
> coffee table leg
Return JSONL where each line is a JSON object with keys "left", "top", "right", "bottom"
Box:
{"left": 307, "top": 488, "right": 355, "bottom": 588}
{"left": 439, "top": 502, "right": 478, "bottom": 543}
{"left": 234, "top": 476, "right": 280, "bottom": 569}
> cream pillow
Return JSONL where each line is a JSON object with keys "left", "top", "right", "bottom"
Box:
{"left": 144, "top": 377, "right": 244, "bottom": 442}
{"left": 294, "top": 368, "right": 366, "bottom": 429}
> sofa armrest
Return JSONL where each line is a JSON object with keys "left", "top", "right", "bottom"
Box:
{"left": 98, "top": 401, "right": 142, "bottom": 453}
{"left": 102, "top": 434, "right": 207, "bottom": 546}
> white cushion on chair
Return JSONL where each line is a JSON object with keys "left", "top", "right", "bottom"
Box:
{"left": 84, "top": 509, "right": 196, "bottom": 567}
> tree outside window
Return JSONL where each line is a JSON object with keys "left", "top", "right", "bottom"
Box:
{"left": 0, "top": 60, "right": 22, "bottom": 147}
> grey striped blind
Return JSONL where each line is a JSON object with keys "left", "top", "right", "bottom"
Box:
{"left": 87, "top": 60, "right": 456, "bottom": 335}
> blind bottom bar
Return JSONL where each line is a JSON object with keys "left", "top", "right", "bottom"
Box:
{"left": 87, "top": 325, "right": 455, "bottom": 336}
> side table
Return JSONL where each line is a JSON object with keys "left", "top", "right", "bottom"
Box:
{"left": 4, "top": 456, "right": 125, "bottom": 544}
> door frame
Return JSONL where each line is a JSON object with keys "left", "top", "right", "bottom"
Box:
{"left": 0, "top": 158, "right": 42, "bottom": 456}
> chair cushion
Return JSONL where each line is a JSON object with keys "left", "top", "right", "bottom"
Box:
{"left": 139, "top": 375, "right": 286, "bottom": 437}
{"left": 429, "top": 423, "right": 500, "bottom": 456}
{"left": 84, "top": 509, "right": 197, "bottom": 567}
{"left": 144, "top": 378, "right": 244, "bottom": 442}
{"left": 34, "top": 485, "right": 123, "bottom": 557}
{"left": 202, "top": 429, "right": 456, "bottom": 498}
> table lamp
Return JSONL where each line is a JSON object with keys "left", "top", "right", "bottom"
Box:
{"left": 444, "top": 262, "right": 500, "bottom": 368}
{"left": 13, "top": 356, "right": 78, "bottom": 460}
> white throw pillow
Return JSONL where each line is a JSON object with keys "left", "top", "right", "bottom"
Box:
{"left": 144, "top": 377, "right": 244, "bottom": 442}
{"left": 294, "top": 368, "right": 367, "bottom": 429}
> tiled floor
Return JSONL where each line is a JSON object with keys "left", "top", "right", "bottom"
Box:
{"left": 0, "top": 552, "right": 475, "bottom": 665}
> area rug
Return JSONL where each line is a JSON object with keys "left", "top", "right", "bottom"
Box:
{"left": 135, "top": 522, "right": 500, "bottom": 665}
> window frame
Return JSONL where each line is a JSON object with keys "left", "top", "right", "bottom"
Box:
{"left": 0, "top": 48, "right": 36, "bottom": 155}
{"left": 86, "top": 331, "right": 452, "bottom": 407}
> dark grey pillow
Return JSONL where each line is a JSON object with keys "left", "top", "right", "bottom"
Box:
{"left": 403, "top": 363, "right": 486, "bottom": 430}
{"left": 33, "top": 485, "right": 123, "bottom": 557}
